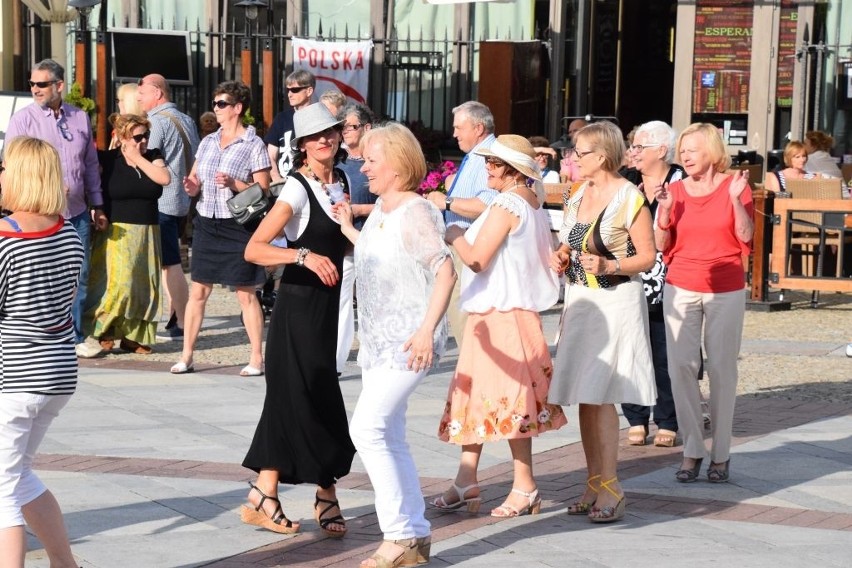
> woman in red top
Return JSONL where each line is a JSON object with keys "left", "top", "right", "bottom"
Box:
{"left": 654, "top": 123, "right": 753, "bottom": 484}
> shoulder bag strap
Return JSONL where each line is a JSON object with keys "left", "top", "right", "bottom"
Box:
{"left": 160, "top": 110, "right": 193, "bottom": 174}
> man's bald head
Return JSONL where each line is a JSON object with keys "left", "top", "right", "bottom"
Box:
{"left": 136, "top": 73, "right": 171, "bottom": 111}
{"left": 568, "top": 119, "right": 588, "bottom": 143}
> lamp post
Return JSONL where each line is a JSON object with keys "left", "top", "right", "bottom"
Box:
{"left": 68, "top": 0, "right": 102, "bottom": 96}
{"left": 235, "top": 0, "right": 268, "bottom": 87}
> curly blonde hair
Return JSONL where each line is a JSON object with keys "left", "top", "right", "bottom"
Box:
{"left": 109, "top": 113, "right": 151, "bottom": 142}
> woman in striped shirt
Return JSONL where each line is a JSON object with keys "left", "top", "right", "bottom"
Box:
{"left": 0, "top": 137, "right": 84, "bottom": 568}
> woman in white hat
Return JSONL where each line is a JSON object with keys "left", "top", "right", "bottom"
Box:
{"left": 434, "top": 134, "right": 567, "bottom": 519}
{"left": 241, "top": 103, "right": 355, "bottom": 539}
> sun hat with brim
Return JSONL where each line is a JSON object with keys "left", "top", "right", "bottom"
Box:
{"left": 474, "top": 134, "right": 542, "bottom": 181}
{"left": 290, "top": 102, "right": 344, "bottom": 150}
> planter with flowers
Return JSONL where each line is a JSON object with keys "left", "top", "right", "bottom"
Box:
{"left": 419, "top": 160, "right": 458, "bottom": 196}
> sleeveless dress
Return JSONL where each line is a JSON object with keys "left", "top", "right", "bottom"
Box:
{"left": 437, "top": 192, "right": 567, "bottom": 445}
{"left": 242, "top": 172, "right": 355, "bottom": 487}
{"left": 549, "top": 182, "right": 656, "bottom": 406}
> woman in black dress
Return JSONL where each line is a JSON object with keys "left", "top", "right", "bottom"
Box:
{"left": 242, "top": 103, "right": 355, "bottom": 537}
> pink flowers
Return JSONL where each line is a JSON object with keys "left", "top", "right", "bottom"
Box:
{"left": 419, "top": 160, "right": 458, "bottom": 195}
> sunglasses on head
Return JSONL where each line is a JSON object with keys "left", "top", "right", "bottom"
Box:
{"left": 212, "top": 99, "right": 236, "bottom": 109}
{"left": 28, "top": 80, "right": 58, "bottom": 88}
{"left": 287, "top": 86, "right": 308, "bottom": 94}
{"left": 131, "top": 131, "right": 151, "bottom": 143}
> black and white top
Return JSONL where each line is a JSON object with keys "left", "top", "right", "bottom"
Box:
{"left": 0, "top": 219, "right": 84, "bottom": 394}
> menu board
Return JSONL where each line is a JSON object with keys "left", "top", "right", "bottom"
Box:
{"left": 692, "top": 0, "right": 753, "bottom": 114}
{"left": 775, "top": 0, "right": 797, "bottom": 108}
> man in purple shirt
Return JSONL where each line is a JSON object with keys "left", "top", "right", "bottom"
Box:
{"left": 4, "top": 59, "right": 108, "bottom": 358}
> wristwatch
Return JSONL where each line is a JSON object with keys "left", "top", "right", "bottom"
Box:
{"left": 445, "top": 196, "right": 454, "bottom": 212}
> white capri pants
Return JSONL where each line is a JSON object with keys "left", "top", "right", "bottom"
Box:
{"left": 349, "top": 365, "right": 430, "bottom": 540}
{"left": 663, "top": 284, "right": 744, "bottom": 464}
{"left": 0, "top": 393, "right": 71, "bottom": 528}
{"left": 336, "top": 254, "right": 355, "bottom": 373}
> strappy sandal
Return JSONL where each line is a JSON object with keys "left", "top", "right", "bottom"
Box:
{"left": 707, "top": 459, "right": 730, "bottom": 483}
{"left": 240, "top": 481, "right": 300, "bottom": 534}
{"left": 627, "top": 425, "right": 648, "bottom": 446}
{"left": 360, "top": 538, "right": 419, "bottom": 568}
{"left": 567, "top": 474, "right": 599, "bottom": 515}
{"left": 491, "top": 488, "right": 541, "bottom": 518}
{"left": 675, "top": 457, "right": 703, "bottom": 483}
{"left": 588, "top": 477, "right": 625, "bottom": 524}
{"left": 315, "top": 493, "right": 347, "bottom": 538}
{"left": 430, "top": 482, "right": 481, "bottom": 513}
{"left": 653, "top": 429, "right": 677, "bottom": 447}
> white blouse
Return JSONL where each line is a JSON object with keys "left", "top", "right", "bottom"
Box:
{"left": 460, "top": 192, "right": 559, "bottom": 314}
{"left": 355, "top": 196, "right": 451, "bottom": 371}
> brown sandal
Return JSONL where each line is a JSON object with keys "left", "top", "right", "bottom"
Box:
{"left": 653, "top": 429, "right": 677, "bottom": 447}
{"left": 627, "top": 425, "right": 648, "bottom": 446}
{"left": 240, "top": 482, "right": 300, "bottom": 534}
{"left": 119, "top": 338, "right": 152, "bottom": 355}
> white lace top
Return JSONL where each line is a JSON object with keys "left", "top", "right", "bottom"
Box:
{"left": 355, "top": 196, "right": 451, "bottom": 370}
{"left": 460, "top": 192, "right": 559, "bottom": 313}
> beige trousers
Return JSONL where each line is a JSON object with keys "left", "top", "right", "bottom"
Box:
{"left": 663, "top": 284, "right": 744, "bottom": 464}
{"left": 446, "top": 249, "right": 469, "bottom": 350}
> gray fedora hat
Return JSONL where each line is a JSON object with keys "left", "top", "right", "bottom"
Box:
{"left": 290, "top": 102, "right": 344, "bottom": 150}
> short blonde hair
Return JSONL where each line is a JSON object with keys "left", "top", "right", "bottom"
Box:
{"left": 109, "top": 113, "right": 151, "bottom": 141}
{"left": 676, "top": 123, "right": 731, "bottom": 172}
{"left": 360, "top": 122, "right": 427, "bottom": 192}
{"left": 783, "top": 141, "right": 807, "bottom": 167}
{"left": 116, "top": 83, "right": 143, "bottom": 115}
{"left": 320, "top": 90, "right": 347, "bottom": 114}
{"left": 575, "top": 121, "right": 625, "bottom": 173}
{"left": 1, "top": 137, "right": 67, "bottom": 215}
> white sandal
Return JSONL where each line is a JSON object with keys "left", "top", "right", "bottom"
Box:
{"left": 170, "top": 360, "right": 194, "bottom": 374}
{"left": 430, "top": 482, "right": 481, "bottom": 513}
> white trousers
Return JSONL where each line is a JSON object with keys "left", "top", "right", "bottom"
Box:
{"left": 663, "top": 284, "right": 744, "bottom": 463}
{"left": 349, "top": 365, "right": 430, "bottom": 539}
{"left": 336, "top": 254, "right": 356, "bottom": 373}
{"left": 0, "top": 393, "right": 71, "bottom": 528}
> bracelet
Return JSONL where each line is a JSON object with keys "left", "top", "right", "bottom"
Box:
{"left": 295, "top": 247, "right": 310, "bottom": 266}
{"left": 613, "top": 258, "right": 621, "bottom": 274}
{"left": 656, "top": 218, "right": 673, "bottom": 231}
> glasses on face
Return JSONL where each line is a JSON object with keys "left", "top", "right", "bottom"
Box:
{"left": 573, "top": 148, "right": 595, "bottom": 159}
{"left": 343, "top": 123, "right": 362, "bottom": 133}
{"left": 29, "top": 80, "right": 58, "bottom": 89}
{"left": 287, "top": 86, "right": 308, "bottom": 94}
{"left": 212, "top": 99, "right": 236, "bottom": 109}
{"left": 131, "top": 131, "right": 151, "bottom": 143}
{"left": 629, "top": 143, "right": 662, "bottom": 152}
{"left": 484, "top": 156, "right": 507, "bottom": 168}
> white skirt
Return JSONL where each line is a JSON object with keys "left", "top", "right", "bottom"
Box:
{"left": 548, "top": 279, "right": 656, "bottom": 406}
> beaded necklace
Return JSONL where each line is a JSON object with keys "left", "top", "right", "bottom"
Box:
{"left": 303, "top": 162, "right": 339, "bottom": 202}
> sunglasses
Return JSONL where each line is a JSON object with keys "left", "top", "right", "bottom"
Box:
{"left": 484, "top": 156, "right": 507, "bottom": 168}
{"left": 342, "top": 123, "right": 362, "bottom": 132}
{"left": 28, "top": 80, "right": 58, "bottom": 88}
{"left": 286, "top": 86, "right": 309, "bottom": 94}
{"left": 212, "top": 99, "right": 236, "bottom": 109}
{"left": 131, "top": 131, "right": 151, "bottom": 143}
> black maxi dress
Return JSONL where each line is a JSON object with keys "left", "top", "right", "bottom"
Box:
{"left": 243, "top": 172, "right": 355, "bottom": 487}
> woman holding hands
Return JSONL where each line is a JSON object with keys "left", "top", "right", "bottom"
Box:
{"left": 435, "top": 135, "right": 566, "bottom": 519}
{"left": 336, "top": 122, "right": 455, "bottom": 568}
{"left": 549, "top": 121, "right": 656, "bottom": 523}
{"left": 655, "top": 123, "right": 753, "bottom": 484}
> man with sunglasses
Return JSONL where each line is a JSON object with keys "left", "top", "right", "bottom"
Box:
{"left": 137, "top": 73, "right": 200, "bottom": 343}
{"left": 5, "top": 59, "right": 107, "bottom": 358}
{"left": 265, "top": 69, "right": 316, "bottom": 181}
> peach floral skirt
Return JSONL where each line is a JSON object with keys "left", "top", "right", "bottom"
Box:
{"left": 438, "top": 309, "right": 567, "bottom": 445}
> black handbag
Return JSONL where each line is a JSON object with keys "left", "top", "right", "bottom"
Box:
{"left": 226, "top": 182, "right": 269, "bottom": 226}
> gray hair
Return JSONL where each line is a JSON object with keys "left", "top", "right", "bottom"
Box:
{"left": 452, "top": 101, "right": 494, "bottom": 134}
{"left": 636, "top": 120, "right": 677, "bottom": 163}
{"left": 286, "top": 69, "right": 316, "bottom": 88}
{"left": 33, "top": 59, "right": 65, "bottom": 82}
{"left": 339, "top": 102, "right": 376, "bottom": 125}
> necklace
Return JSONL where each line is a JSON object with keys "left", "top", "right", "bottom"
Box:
{"left": 303, "top": 163, "right": 339, "bottom": 202}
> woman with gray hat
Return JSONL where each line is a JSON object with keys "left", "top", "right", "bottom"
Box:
{"left": 242, "top": 103, "right": 355, "bottom": 538}
{"left": 435, "top": 134, "right": 567, "bottom": 519}
{"left": 171, "top": 80, "right": 270, "bottom": 377}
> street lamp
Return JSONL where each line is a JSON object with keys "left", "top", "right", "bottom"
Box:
{"left": 235, "top": 0, "right": 268, "bottom": 22}
{"left": 68, "top": 0, "right": 102, "bottom": 96}
{"left": 235, "top": 0, "right": 269, "bottom": 108}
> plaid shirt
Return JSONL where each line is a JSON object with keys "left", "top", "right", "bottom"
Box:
{"left": 194, "top": 126, "right": 270, "bottom": 219}
{"left": 147, "top": 102, "right": 200, "bottom": 217}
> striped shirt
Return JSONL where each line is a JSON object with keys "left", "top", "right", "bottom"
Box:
{"left": 0, "top": 219, "right": 84, "bottom": 395}
{"left": 194, "top": 126, "right": 271, "bottom": 219}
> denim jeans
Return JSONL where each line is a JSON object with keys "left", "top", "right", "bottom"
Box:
{"left": 621, "top": 313, "right": 678, "bottom": 431}
{"left": 68, "top": 212, "right": 91, "bottom": 343}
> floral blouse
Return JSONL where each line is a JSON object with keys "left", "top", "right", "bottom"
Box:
{"left": 355, "top": 196, "right": 451, "bottom": 371}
